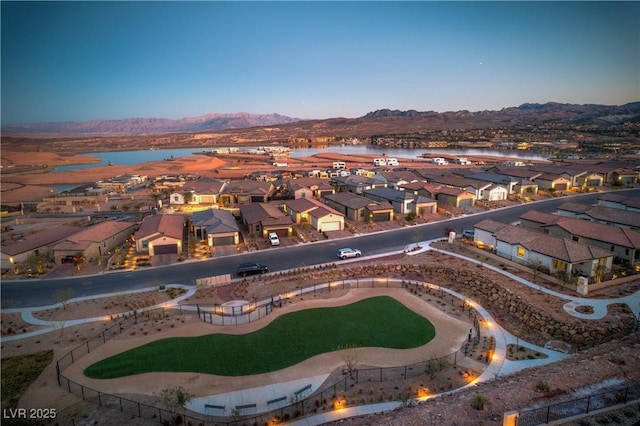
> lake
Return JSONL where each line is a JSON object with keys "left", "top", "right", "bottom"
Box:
{"left": 54, "top": 145, "right": 550, "bottom": 172}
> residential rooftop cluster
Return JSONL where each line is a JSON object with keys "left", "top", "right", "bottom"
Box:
{"left": 1, "top": 157, "right": 638, "bottom": 285}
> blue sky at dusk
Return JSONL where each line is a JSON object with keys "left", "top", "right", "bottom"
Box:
{"left": 1, "top": 1, "right": 638, "bottom": 125}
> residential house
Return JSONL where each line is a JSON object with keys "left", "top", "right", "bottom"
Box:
{"left": 556, "top": 203, "right": 640, "bottom": 231}
{"left": 219, "top": 180, "right": 275, "bottom": 206}
{"left": 464, "top": 172, "right": 520, "bottom": 195}
{"left": 173, "top": 178, "right": 227, "bottom": 205}
{"left": 1, "top": 225, "right": 81, "bottom": 270}
{"left": 520, "top": 210, "right": 640, "bottom": 266}
{"left": 533, "top": 173, "right": 572, "bottom": 191}
{"left": 135, "top": 214, "right": 184, "bottom": 256}
{"left": 611, "top": 168, "right": 639, "bottom": 185}
{"left": 473, "top": 219, "right": 614, "bottom": 280}
{"left": 372, "top": 170, "right": 421, "bottom": 190}
{"left": 53, "top": 221, "right": 136, "bottom": 264}
{"left": 487, "top": 167, "right": 540, "bottom": 194}
{"left": 362, "top": 187, "right": 414, "bottom": 214}
{"left": 402, "top": 182, "right": 476, "bottom": 208}
{"left": 323, "top": 192, "right": 394, "bottom": 222}
{"left": 96, "top": 174, "right": 148, "bottom": 193}
{"left": 284, "top": 178, "right": 335, "bottom": 199}
{"left": 38, "top": 184, "right": 109, "bottom": 213}
{"left": 428, "top": 175, "right": 508, "bottom": 201}
{"left": 191, "top": 208, "right": 240, "bottom": 247}
{"left": 239, "top": 203, "right": 293, "bottom": 238}
{"left": 331, "top": 175, "right": 380, "bottom": 194}
{"left": 597, "top": 194, "right": 640, "bottom": 213}
{"left": 283, "top": 198, "right": 345, "bottom": 232}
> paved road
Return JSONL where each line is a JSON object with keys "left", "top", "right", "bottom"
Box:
{"left": 2, "top": 189, "right": 638, "bottom": 308}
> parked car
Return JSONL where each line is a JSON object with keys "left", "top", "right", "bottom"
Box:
{"left": 236, "top": 262, "right": 269, "bottom": 277}
{"left": 462, "top": 229, "right": 475, "bottom": 239}
{"left": 268, "top": 232, "right": 280, "bottom": 246}
{"left": 337, "top": 248, "right": 362, "bottom": 259}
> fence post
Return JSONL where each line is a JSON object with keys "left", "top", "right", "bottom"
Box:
{"left": 56, "top": 361, "right": 61, "bottom": 386}
{"left": 586, "top": 395, "right": 591, "bottom": 413}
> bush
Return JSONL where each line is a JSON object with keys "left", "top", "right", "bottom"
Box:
{"left": 536, "top": 380, "right": 550, "bottom": 393}
{"left": 471, "top": 393, "right": 487, "bottom": 410}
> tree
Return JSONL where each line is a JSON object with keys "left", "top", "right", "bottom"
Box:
{"left": 338, "top": 343, "right": 361, "bottom": 376}
{"left": 54, "top": 288, "right": 74, "bottom": 310}
{"left": 594, "top": 262, "right": 608, "bottom": 283}
{"left": 155, "top": 385, "right": 193, "bottom": 424}
{"left": 73, "top": 253, "right": 85, "bottom": 271}
{"left": 526, "top": 258, "right": 543, "bottom": 281}
{"left": 424, "top": 355, "right": 450, "bottom": 379}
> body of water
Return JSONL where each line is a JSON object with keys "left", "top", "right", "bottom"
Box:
{"left": 54, "top": 145, "right": 550, "bottom": 172}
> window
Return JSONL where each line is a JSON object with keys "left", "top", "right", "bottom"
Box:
{"left": 572, "top": 236, "right": 579, "bottom": 242}
{"left": 517, "top": 247, "right": 525, "bottom": 258}
{"left": 552, "top": 259, "right": 567, "bottom": 271}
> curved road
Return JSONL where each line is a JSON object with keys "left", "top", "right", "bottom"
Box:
{"left": 2, "top": 189, "right": 638, "bottom": 308}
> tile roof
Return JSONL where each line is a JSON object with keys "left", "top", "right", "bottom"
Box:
{"left": 363, "top": 187, "right": 414, "bottom": 202}
{"left": 191, "top": 208, "right": 238, "bottom": 234}
{"left": 239, "top": 203, "right": 289, "bottom": 225}
{"left": 136, "top": 214, "right": 184, "bottom": 240}
{"left": 323, "top": 192, "right": 383, "bottom": 210}
{"left": 1, "top": 225, "right": 81, "bottom": 256}
{"left": 548, "top": 219, "right": 640, "bottom": 249}
{"left": 54, "top": 221, "right": 136, "bottom": 250}
{"left": 522, "top": 209, "right": 640, "bottom": 247}
{"left": 522, "top": 236, "right": 614, "bottom": 263}
{"left": 583, "top": 205, "right": 640, "bottom": 229}
{"left": 474, "top": 219, "right": 509, "bottom": 233}
{"left": 520, "top": 210, "right": 564, "bottom": 225}
{"left": 490, "top": 222, "right": 614, "bottom": 263}
{"left": 225, "top": 180, "right": 273, "bottom": 195}
{"left": 182, "top": 178, "right": 226, "bottom": 193}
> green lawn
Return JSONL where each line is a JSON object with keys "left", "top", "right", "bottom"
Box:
{"left": 84, "top": 296, "right": 435, "bottom": 379}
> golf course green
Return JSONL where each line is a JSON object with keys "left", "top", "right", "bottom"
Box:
{"left": 84, "top": 296, "right": 436, "bottom": 378}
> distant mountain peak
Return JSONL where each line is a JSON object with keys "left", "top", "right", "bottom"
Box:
{"left": 1, "top": 112, "right": 303, "bottom": 136}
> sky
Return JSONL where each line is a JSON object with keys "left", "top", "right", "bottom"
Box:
{"left": 1, "top": 1, "right": 639, "bottom": 125}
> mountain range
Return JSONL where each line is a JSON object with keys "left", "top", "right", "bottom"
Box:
{"left": 2, "top": 102, "right": 639, "bottom": 137}
{"left": 0, "top": 112, "right": 302, "bottom": 136}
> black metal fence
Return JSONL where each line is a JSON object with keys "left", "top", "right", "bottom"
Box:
{"left": 56, "top": 278, "right": 485, "bottom": 425}
{"left": 196, "top": 278, "right": 475, "bottom": 327}
{"left": 517, "top": 379, "right": 640, "bottom": 426}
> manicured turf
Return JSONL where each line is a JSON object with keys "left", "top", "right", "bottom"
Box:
{"left": 84, "top": 296, "right": 435, "bottom": 378}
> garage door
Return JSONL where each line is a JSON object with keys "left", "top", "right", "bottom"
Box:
{"left": 269, "top": 229, "right": 288, "bottom": 237}
{"left": 212, "top": 236, "right": 235, "bottom": 246}
{"left": 373, "top": 212, "right": 391, "bottom": 222}
{"left": 459, "top": 199, "right": 473, "bottom": 208}
{"left": 555, "top": 183, "right": 568, "bottom": 191}
{"left": 154, "top": 244, "right": 178, "bottom": 254}
{"left": 321, "top": 221, "right": 342, "bottom": 232}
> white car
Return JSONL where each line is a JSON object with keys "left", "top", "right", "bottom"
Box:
{"left": 337, "top": 248, "right": 362, "bottom": 259}
{"left": 268, "top": 232, "right": 280, "bottom": 246}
